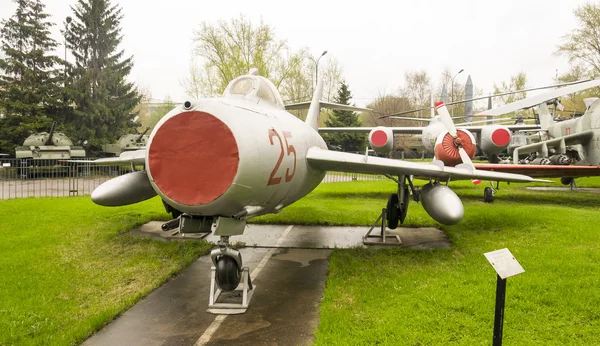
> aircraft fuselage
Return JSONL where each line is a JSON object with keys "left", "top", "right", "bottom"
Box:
{"left": 145, "top": 98, "right": 327, "bottom": 219}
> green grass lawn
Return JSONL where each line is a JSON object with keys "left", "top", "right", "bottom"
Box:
{"left": 257, "top": 178, "right": 600, "bottom": 346}
{"left": 2, "top": 176, "right": 600, "bottom": 345}
{"left": 0, "top": 197, "right": 212, "bottom": 346}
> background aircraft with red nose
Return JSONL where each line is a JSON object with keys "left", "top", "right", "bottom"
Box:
{"left": 79, "top": 69, "right": 547, "bottom": 306}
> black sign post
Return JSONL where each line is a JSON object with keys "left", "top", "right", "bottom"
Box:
{"left": 493, "top": 274, "right": 507, "bottom": 346}
{"left": 484, "top": 248, "right": 525, "bottom": 346}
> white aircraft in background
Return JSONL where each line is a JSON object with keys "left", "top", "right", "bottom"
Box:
{"left": 77, "top": 69, "right": 546, "bottom": 310}
{"left": 319, "top": 79, "right": 600, "bottom": 201}
{"left": 318, "top": 80, "right": 600, "bottom": 164}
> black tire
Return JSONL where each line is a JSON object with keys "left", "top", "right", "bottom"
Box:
{"left": 483, "top": 187, "right": 494, "bottom": 203}
{"left": 386, "top": 193, "right": 399, "bottom": 230}
{"left": 560, "top": 177, "right": 574, "bottom": 186}
{"left": 216, "top": 256, "right": 241, "bottom": 291}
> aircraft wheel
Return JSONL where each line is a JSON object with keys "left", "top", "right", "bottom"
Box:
{"left": 483, "top": 187, "right": 494, "bottom": 203}
{"left": 560, "top": 177, "right": 574, "bottom": 186}
{"left": 386, "top": 193, "right": 399, "bottom": 229}
{"left": 215, "top": 256, "right": 241, "bottom": 291}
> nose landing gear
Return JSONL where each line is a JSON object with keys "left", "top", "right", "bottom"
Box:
{"left": 207, "top": 233, "right": 254, "bottom": 315}
{"left": 212, "top": 236, "right": 245, "bottom": 291}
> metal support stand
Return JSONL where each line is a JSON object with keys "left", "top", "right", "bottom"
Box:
{"left": 493, "top": 274, "right": 507, "bottom": 346}
{"left": 207, "top": 266, "right": 254, "bottom": 315}
{"left": 363, "top": 208, "right": 402, "bottom": 246}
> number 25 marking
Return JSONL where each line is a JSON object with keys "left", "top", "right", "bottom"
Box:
{"left": 267, "top": 129, "right": 296, "bottom": 186}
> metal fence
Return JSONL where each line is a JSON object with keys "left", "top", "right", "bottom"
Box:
{"left": 0, "top": 158, "right": 132, "bottom": 200}
{"left": 0, "top": 158, "right": 384, "bottom": 200}
{"left": 321, "top": 172, "right": 384, "bottom": 183}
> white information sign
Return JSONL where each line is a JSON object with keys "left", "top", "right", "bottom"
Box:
{"left": 2, "top": 163, "right": 10, "bottom": 167}
{"left": 484, "top": 248, "right": 524, "bottom": 279}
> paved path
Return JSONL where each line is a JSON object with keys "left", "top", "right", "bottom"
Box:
{"left": 526, "top": 186, "right": 600, "bottom": 194}
{"left": 84, "top": 223, "right": 450, "bottom": 346}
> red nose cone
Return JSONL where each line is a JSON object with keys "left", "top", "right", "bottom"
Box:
{"left": 434, "top": 130, "right": 476, "bottom": 167}
{"left": 148, "top": 111, "right": 239, "bottom": 206}
{"left": 491, "top": 128, "right": 511, "bottom": 146}
{"left": 371, "top": 130, "right": 388, "bottom": 147}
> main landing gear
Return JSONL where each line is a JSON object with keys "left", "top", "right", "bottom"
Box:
{"left": 561, "top": 177, "right": 577, "bottom": 190}
{"left": 365, "top": 175, "right": 419, "bottom": 246}
{"left": 483, "top": 181, "right": 501, "bottom": 203}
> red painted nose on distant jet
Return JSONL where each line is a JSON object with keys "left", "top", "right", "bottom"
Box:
{"left": 148, "top": 111, "right": 239, "bottom": 206}
{"left": 491, "top": 128, "right": 511, "bottom": 147}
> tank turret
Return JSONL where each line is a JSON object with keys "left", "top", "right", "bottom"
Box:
{"left": 16, "top": 121, "right": 85, "bottom": 160}
{"left": 101, "top": 127, "right": 150, "bottom": 156}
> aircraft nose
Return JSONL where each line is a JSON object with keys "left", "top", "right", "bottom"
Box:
{"left": 491, "top": 128, "right": 511, "bottom": 146}
{"left": 147, "top": 111, "right": 239, "bottom": 206}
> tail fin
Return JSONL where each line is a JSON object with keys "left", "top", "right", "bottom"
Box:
{"left": 537, "top": 102, "right": 554, "bottom": 130}
{"left": 305, "top": 79, "right": 324, "bottom": 131}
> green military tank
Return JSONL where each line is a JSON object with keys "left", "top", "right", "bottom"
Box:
{"left": 15, "top": 121, "right": 86, "bottom": 160}
{"left": 101, "top": 127, "right": 150, "bottom": 157}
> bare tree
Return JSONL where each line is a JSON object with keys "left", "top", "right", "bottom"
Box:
{"left": 182, "top": 14, "right": 308, "bottom": 101}
{"left": 365, "top": 92, "right": 411, "bottom": 127}
{"left": 556, "top": 3, "right": 600, "bottom": 77}
{"left": 556, "top": 64, "right": 597, "bottom": 114}
{"left": 493, "top": 72, "right": 528, "bottom": 105}
{"left": 181, "top": 14, "right": 344, "bottom": 108}
{"left": 400, "top": 70, "right": 431, "bottom": 107}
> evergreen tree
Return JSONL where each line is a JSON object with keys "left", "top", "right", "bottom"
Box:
{"left": 65, "top": 0, "right": 140, "bottom": 153}
{"left": 322, "top": 81, "right": 366, "bottom": 152}
{"left": 0, "top": 0, "right": 64, "bottom": 154}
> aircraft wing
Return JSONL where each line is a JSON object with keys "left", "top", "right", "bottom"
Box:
{"left": 65, "top": 149, "right": 146, "bottom": 165}
{"left": 285, "top": 101, "right": 371, "bottom": 113}
{"left": 474, "top": 163, "right": 600, "bottom": 178}
{"left": 454, "top": 124, "right": 540, "bottom": 133}
{"left": 318, "top": 127, "right": 424, "bottom": 134}
{"left": 306, "top": 147, "right": 548, "bottom": 183}
{"left": 317, "top": 124, "right": 539, "bottom": 134}
{"left": 475, "top": 79, "right": 600, "bottom": 116}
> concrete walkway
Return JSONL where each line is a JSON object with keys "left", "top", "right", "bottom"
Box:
{"left": 84, "top": 223, "right": 450, "bottom": 346}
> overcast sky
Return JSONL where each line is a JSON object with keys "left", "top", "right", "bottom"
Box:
{"left": 0, "top": 0, "right": 593, "bottom": 106}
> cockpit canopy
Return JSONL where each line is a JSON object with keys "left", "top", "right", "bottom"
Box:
{"left": 223, "top": 71, "right": 285, "bottom": 109}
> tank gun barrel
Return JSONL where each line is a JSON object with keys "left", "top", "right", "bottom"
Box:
{"left": 136, "top": 127, "right": 150, "bottom": 143}
{"left": 44, "top": 121, "right": 57, "bottom": 146}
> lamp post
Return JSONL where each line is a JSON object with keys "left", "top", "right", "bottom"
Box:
{"left": 64, "top": 16, "right": 72, "bottom": 67}
{"left": 310, "top": 50, "right": 328, "bottom": 92}
{"left": 63, "top": 16, "right": 72, "bottom": 99}
{"left": 451, "top": 69, "right": 464, "bottom": 116}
